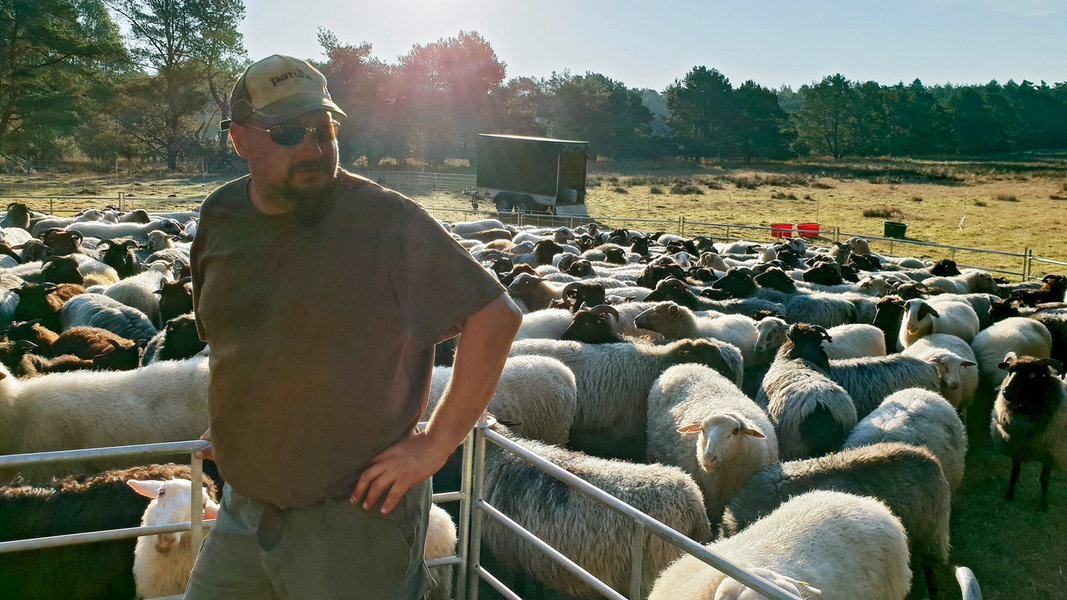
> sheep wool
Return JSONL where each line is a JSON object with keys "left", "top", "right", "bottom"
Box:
{"left": 650, "top": 490, "right": 911, "bottom": 600}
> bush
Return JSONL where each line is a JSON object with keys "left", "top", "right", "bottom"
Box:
{"left": 974, "top": 199, "right": 988, "bottom": 207}
{"left": 612, "top": 186, "right": 628, "bottom": 194}
{"left": 670, "top": 180, "right": 704, "bottom": 195}
{"left": 650, "top": 186, "right": 663, "bottom": 195}
{"left": 770, "top": 191, "right": 798, "bottom": 200}
{"left": 862, "top": 207, "right": 905, "bottom": 219}
{"left": 995, "top": 194, "right": 1020, "bottom": 202}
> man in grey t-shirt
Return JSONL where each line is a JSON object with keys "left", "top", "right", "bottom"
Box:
{"left": 186, "top": 54, "right": 521, "bottom": 599}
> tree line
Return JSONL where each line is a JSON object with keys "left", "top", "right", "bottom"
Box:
{"left": 3, "top": 0, "right": 1067, "bottom": 171}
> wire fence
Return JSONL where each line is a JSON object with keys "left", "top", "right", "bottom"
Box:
{"left": 0, "top": 190, "right": 1062, "bottom": 282}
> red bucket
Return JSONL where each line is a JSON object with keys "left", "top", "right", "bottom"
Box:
{"left": 796, "top": 222, "right": 820, "bottom": 238}
{"left": 770, "top": 223, "right": 793, "bottom": 238}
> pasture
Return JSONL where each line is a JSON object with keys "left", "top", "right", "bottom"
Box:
{"left": 1, "top": 155, "right": 1066, "bottom": 598}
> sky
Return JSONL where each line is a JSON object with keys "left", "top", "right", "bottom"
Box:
{"left": 240, "top": 0, "right": 1067, "bottom": 92}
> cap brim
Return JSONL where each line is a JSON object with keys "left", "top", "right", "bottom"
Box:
{"left": 251, "top": 94, "right": 348, "bottom": 125}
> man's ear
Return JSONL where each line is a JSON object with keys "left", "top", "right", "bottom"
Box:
{"left": 228, "top": 124, "right": 251, "bottom": 158}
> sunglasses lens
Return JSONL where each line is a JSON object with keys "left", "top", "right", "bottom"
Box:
{"left": 313, "top": 121, "right": 339, "bottom": 143}
{"left": 270, "top": 126, "right": 308, "bottom": 146}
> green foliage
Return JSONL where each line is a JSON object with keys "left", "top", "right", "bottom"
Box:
{"left": 0, "top": 0, "right": 127, "bottom": 156}
{"left": 541, "top": 71, "right": 656, "bottom": 159}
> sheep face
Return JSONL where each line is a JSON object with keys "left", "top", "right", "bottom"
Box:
{"left": 903, "top": 299, "right": 939, "bottom": 335}
{"left": 997, "top": 355, "right": 1065, "bottom": 413}
{"left": 634, "top": 302, "right": 684, "bottom": 335}
{"left": 679, "top": 413, "right": 766, "bottom": 473}
{"left": 712, "top": 268, "right": 757, "bottom": 298}
{"left": 560, "top": 306, "right": 622, "bottom": 344}
{"left": 928, "top": 352, "right": 977, "bottom": 393}
{"left": 754, "top": 317, "right": 789, "bottom": 354}
{"left": 714, "top": 567, "right": 822, "bottom": 600}
{"left": 128, "top": 478, "right": 219, "bottom": 553}
{"left": 753, "top": 268, "right": 796, "bottom": 293}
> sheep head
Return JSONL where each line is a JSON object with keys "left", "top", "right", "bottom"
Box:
{"left": 678, "top": 412, "right": 767, "bottom": 473}
{"left": 128, "top": 478, "right": 219, "bottom": 554}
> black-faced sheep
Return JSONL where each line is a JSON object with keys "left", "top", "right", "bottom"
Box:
{"left": 0, "top": 464, "right": 215, "bottom": 600}
{"left": 755, "top": 323, "right": 858, "bottom": 460}
{"left": 991, "top": 354, "right": 1067, "bottom": 510}
{"left": 141, "top": 313, "right": 205, "bottom": 365}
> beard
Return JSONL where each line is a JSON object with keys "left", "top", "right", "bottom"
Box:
{"left": 265, "top": 158, "right": 340, "bottom": 225}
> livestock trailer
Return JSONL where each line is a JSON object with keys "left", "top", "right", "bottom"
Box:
{"left": 474, "top": 133, "right": 589, "bottom": 213}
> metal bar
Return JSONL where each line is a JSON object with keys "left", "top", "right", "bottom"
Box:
{"left": 475, "top": 565, "right": 524, "bottom": 600}
{"left": 454, "top": 427, "right": 475, "bottom": 600}
{"left": 432, "top": 491, "right": 463, "bottom": 504}
{"left": 0, "top": 440, "right": 210, "bottom": 468}
{"left": 467, "top": 422, "right": 489, "bottom": 600}
{"left": 477, "top": 500, "right": 627, "bottom": 600}
{"left": 190, "top": 456, "right": 204, "bottom": 560}
{"left": 0, "top": 520, "right": 215, "bottom": 554}
{"left": 629, "top": 524, "right": 645, "bottom": 600}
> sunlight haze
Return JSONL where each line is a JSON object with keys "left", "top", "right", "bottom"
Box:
{"left": 241, "top": 0, "right": 1067, "bottom": 91}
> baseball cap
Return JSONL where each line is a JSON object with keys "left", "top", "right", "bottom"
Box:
{"left": 223, "top": 55, "right": 347, "bottom": 129}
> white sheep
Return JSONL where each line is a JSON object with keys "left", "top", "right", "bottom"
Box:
{"left": 424, "top": 504, "right": 458, "bottom": 600}
{"left": 509, "top": 337, "right": 743, "bottom": 461}
{"left": 635, "top": 302, "right": 759, "bottom": 365}
{"left": 128, "top": 477, "right": 220, "bottom": 599}
{"left": 971, "top": 317, "right": 1053, "bottom": 389}
{"left": 649, "top": 490, "right": 911, "bottom": 600}
{"left": 646, "top": 363, "right": 778, "bottom": 521}
{"left": 91, "top": 263, "right": 173, "bottom": 328}
{"left": 426, "top": 354, "right": 576, "bottom": 445}
{"left": 901, "top": 333, "right": 979, "bottom": 411}
{"left": 820, "top": 323, "right": 886, "bottom": 359}
{"left": 65, "top": 217, "right": 185, "bottom": 242}
{"left": 514, "top": 307, "right": 575, "bottom": 340}
{"left": 843, "top": 388, "right": 969, "bottom": 491}
{"left": 0, "top": 356, "right": 210, "bottom": 481}
{"left": 899, "top": 298, "right": 980, "bottom": 348}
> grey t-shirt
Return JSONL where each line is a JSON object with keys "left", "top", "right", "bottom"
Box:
{"left": 191, "top": 172, "right": 504, "bottom": 508}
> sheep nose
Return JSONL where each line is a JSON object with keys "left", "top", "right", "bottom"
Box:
{"left": 154, "top": 533, "right": 177, "bottom": 553}
{"left": 702, "top": 456, "right": 718, "bottom": 471}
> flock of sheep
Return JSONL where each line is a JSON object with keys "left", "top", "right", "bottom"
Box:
{"left": 0, "top": 199, "right": 1064, "bottom": 599}
{"left": 434, "top": 216, "right": 1066, "bottom": 599}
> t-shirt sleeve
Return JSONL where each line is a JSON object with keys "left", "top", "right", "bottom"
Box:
{"left": 393, "top": 204, "right": 505, "bottom": 347}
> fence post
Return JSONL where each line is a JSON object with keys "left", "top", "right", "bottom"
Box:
{"left": 629, "top": 524, "right": 645, "bottom": 600}
{"left": 1023, "top": 248, "right": 1031, "bottom": 281}
{"left": 679, "top": 216, "right": 686, "bottom": 237}
{"left": 466, "top": 423, "right": 489, "bottom": 600}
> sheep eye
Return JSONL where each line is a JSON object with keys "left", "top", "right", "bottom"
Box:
{"left": 732, "top": 427, "right": 740, "bottom": 435}
{"left": 157, "top": 489, "right": 166, "bottom": 496}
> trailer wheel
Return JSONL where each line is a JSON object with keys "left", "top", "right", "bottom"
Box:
{"left": 495, "top": 196, "right": 513, "bottom": 212}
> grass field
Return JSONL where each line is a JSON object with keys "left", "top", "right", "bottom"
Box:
{"left": 2, "top": 156, "right": 1066, "bottom": 598}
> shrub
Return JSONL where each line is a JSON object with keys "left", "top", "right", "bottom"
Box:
{"left": 612, "top": 186, "right": 628, "bottom": 194}
{"left": 670, "top": 180, "right": 704, "bottom": 195}
{"left": 862, "top": 207, "right": 905, "bottom": 219}
{"left": 811, "top": 181, "right": 834, "bottom": 189}
{"left": 974, "top": 200, "right": 988, "bottom": 207}
{"left": 911, "top": 196, "right": 924, "bottom": 203}
{"left": 995, "top": 194, "right": 1020, "bottom": 202}
{"left": 770, "top": 191, "right": 798, "bottom": 200}
{"left": 650, "top": 186, "right": 663, "bottom": 195}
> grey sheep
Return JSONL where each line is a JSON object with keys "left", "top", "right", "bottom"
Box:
{"left": 991, "top": 354, "right": 1067, "bottom": 510}
{"left": 646, "top": 363, "right": 778, "bottom": 522}
{"left": 828, "top": 353, "right": 943, "bottom": 420}
{"left": 510, "top": 337, "right": 743, "bottom": 461}
{"left": 480, "top": 424, "right": 712, "bottom": 599}
{"left": 59, "top": 292, "right": 158, "bottom": 342}
{"left": 720, "top": 442, "right": 950, "bottom": 600}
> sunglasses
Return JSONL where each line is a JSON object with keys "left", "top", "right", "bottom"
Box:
{"left": 242, "top": 119, "right": 340, "bottom": 147}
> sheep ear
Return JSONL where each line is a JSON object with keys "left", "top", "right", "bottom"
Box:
{"left": 921, "top": 303, "right": 940, "bottom": 318}
{"left": 962, "top": 360, "right": 977, "bottom": 368}
{"left": 741, "top": 426, "right": 766, "bottom": 439}
{"left": 1038, "top": 358, "right": 1065, "bottom": 375}
{"left": 677, "top": 424, "right": 702, "bottom": 434}
{"left": 127, "top": 479, "right": 164, "bottom": 499}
